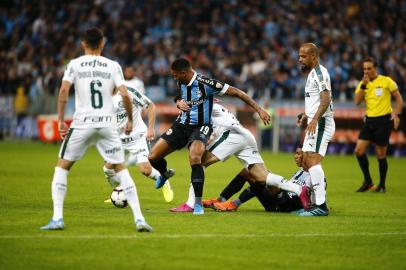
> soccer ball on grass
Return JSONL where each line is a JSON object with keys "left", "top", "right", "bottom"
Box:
{"left": 110, "top": 187, "right": 128, "bottom": 208}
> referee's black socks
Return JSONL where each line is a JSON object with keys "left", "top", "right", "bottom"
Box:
{"left": 378, "top": 158, "right": 388, "bottom": 188}
{"left": 191, "top": 164, "right": 204, "bottom": 204}
{"left": 357, "top": 154, "right": 373, "bottom": 184}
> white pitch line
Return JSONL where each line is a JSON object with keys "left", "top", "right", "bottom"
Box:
{"left": 0, "top": 231, "right": 405, "bottom": 239}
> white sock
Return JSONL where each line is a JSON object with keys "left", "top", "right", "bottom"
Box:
{"left": 186, "top": 183, "right": 195, "bottom": 207}
{"left": 148, "top": 167, "right": 161, "bottom": 181}
{"left": 52, "top": 167, "right": 68, "bottom": 220}
{"left": 103, "top": 166, "right": 120, "bottom": 188}
{"left": 266, "top": 173, "right": 301, "bottom": 195}
{"left": 126, "top": 154, "right": 138, "bottom": 166}
{"left": 116, "top": 169, "right": 145, "bottom": 222}
{"left": 308, "top": 164, "right": 326, "bottom": 205}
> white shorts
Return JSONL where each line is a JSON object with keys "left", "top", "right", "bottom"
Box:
{"left": 303, "top": 117, "right": 335, "bottom": 156}
{"left": 59, "top": 127, "right": 125, "bottom": 164}
{"left": 121, "top": 133, "right": 150, "bottom": 165}
{"left": 207, "top": 128, "right": 264, "bottom": 167}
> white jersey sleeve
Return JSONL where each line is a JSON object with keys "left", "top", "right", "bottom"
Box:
{"left": 314, "top": 65, "right": 332, "bottom": 93}
{"left": 62, "top": 61, "right": 76, "bottom": 84}
{"left": 113, "top": 63, "right": 126, "bottom": 88}
{"left": 127, "top": 87, "right": 152, "bottom": 109}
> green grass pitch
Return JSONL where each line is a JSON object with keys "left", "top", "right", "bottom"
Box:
{"left": 0, "top": 141, "right": 405, "bottom": 270}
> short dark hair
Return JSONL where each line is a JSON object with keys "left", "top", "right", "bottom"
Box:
{"left": 83, "top": 28, "right": 104, "bottom": 50}
{"left": 363, "top": 57, "right": 377, "bottom": 67}
{"left": 171, "top": 58, "right": 191, "bottom": 71}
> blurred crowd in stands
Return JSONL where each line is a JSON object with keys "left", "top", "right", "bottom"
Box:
{"left": 1, "top": 0, "right": 406, "bottom": 101}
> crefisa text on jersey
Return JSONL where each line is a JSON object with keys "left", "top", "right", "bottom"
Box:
{"left": 81, "top": 59, "right": 107, "bottom": 67}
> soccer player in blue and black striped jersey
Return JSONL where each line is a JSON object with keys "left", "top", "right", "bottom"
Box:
{"left": 148, "top": 58, "right": 270, "bottom": 215}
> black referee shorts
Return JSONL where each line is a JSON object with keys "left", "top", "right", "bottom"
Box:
{"left": 358, "top": 114, "right": 392, "bottom": 146}
{"left": 160, "top": 122, "right": 213, "bottom": 150}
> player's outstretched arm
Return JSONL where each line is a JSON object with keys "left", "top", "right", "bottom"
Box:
{"left": 117, "top": 85, "right": 133, "bottom": 135}
{"left": 57, "top": 80, "right": 71, "bottom": 139}
{"left": 225, "top": 86, "right": 271, "bottom": 125}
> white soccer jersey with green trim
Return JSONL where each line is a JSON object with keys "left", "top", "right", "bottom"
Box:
{"left": 304, "top": 64, "right": 333, "bottom": 119}
{"left": 112, "top": 84, "right": 152, "bottom": 136}
{"left": 62, "top": 55, "right": 125, "bottom": 128}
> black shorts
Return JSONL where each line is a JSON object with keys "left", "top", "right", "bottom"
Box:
{"left": 262, "top": 191, "right": 302, "bottom": 213}
{"left": 160, "top": 122, "right": 213, "bottom": 150}
{"left": 358, "top": 114, "right": 392, "bottom": 146}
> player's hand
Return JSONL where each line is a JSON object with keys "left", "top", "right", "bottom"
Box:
{"left": 391, "top": 113, "right": 400, "bottom": 130}
{"left": 305, "top": 119, "right": 317, "bottom": 136}
{"left": 176, "top": 99, "right": 190, "bottom": 112}
{"left": 146, "top": 128, "right": 155, "bottom": 142}
{"left": 258, "top": 108, "right": 271, "bottom": 125}
{"left": 58, "top": 121, "right": 69, "bottom": 140}
{"left": 124, "top": 121, "right": 133, "bottom": 135}
{"left": 296, "top": 113, "right": 307, "bottom": 127}
{"left": 361, "top": 73, "right": 370, "bottom": 86}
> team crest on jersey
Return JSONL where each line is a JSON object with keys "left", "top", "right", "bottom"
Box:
{"left": 196, "top": 90, "right": 202, "bottom": 98}
{"left": 166, "top": 128, "right": 173, "bottom": 135}
{"left": 118, "top": 101, "right": 123, "bottom": 108}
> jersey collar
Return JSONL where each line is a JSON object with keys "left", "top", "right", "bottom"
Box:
{"left": 187, "top": 72, "right": 197, "bottom": 86}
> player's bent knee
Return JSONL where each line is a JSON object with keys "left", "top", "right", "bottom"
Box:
{"left": 354, "top": 147, "right": 364, "bottom": 157}
{"left": 189, "top": 155, "right": 202, "bottom": 165}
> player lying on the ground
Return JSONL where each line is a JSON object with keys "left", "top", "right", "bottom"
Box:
{"left": 102, "top": 84, "right": 174, "bottom": 203}
{"left": 170, "top": 102, "right": 311, "bottom": 213}
{"left": 210, "top": 147, "right": 318, "bottom": 213}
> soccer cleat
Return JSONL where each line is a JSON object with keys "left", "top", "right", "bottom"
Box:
{"left": 213, "top": 201, "right": 238, "bottom": 212}
{"left": 40, "top": 218, "right": 64, "bottom": 230}
{"left": 136, "top": 220, "right": 153, "bottom": 232}
{"left": 356, "top": 182, "right": 375, "bottom": 192}
{"left": 291, "top": 208, "right": 305, "bottom": 215}
{"left": 155, "top": 169, "right": 175, "bottom": 189}
{"left": 193, "top": 203, "right": 204, "bottom": 215}
{"left": 202, "top": 198, "right": 221, "bottom": 208}
{"left": 170, "top": 203, "right": 193, "bottom": 212}
{"left": 163, "top": 168, "right": 175, "bottom": 180}
{"left": 298, "top": 205, "right": 329, "bottom": 216}
{"left": 299, "top": 186, "right": 311, "bottom": 210}
{"left": 155, "top": 176, "right": 167, "bottom": 189}
{"left": 373, "top": 185, "right": 386, "bottom": 193}
{"left": 162, "top": 181, "right": 174, "bottom": 202}
{"left": 104, "top": 198, "right": 112, "bottom": 203}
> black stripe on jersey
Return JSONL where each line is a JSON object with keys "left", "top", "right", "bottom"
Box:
{"left": 197, "top": 82, "right": 206, "bottom": 126}
{"left": 185, "top": 85, "right": 192, "bottom": 125}
{"left": 294, "top": 170, "right": 304, "bottom": 180}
